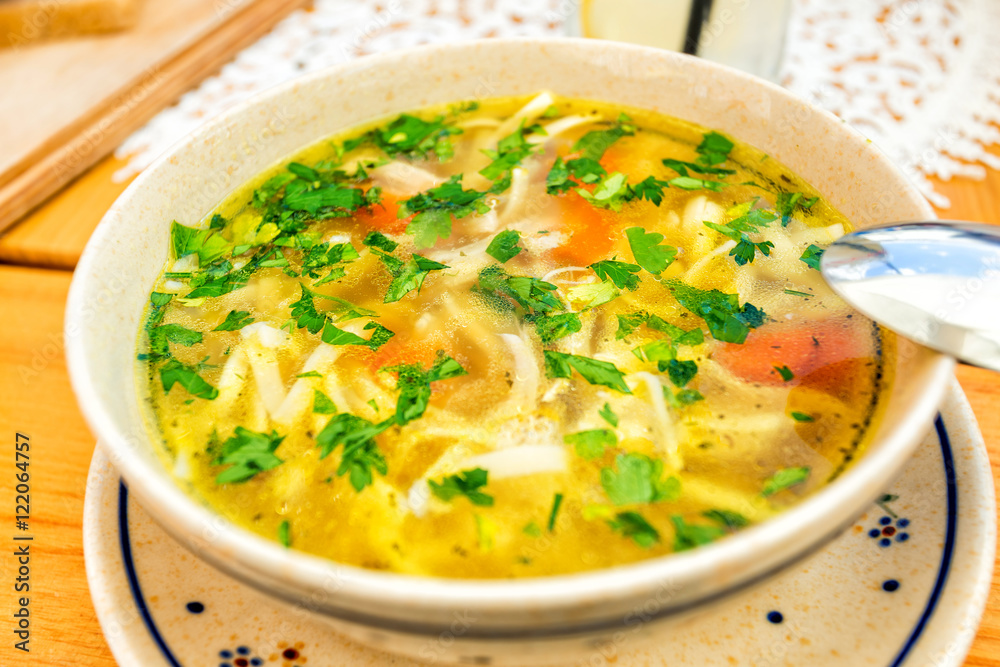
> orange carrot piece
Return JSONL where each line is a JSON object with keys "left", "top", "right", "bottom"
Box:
{"left": 713, "top": 320, "right": 868, "bottom": 385}
{"left": 549, "top": 190, "right": 618, "bottom": 266}
{"left": 355, "top": 192, "right": 412, "bottom": 235}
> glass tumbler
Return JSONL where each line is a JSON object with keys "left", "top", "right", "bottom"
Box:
{"left": 567, "top": 0, "right": 793, "bottom": 82}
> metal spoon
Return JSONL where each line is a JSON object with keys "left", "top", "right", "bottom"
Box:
{"left": 821, "top": 221, "right": 1000, "bottom": 372}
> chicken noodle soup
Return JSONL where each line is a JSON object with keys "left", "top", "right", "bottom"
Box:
{"left": 139, "top": 94, "right": 892, "bottom": 578}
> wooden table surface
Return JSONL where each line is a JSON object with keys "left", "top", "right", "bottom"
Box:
{"left": 0, "top": 151, "right": 998, "bottom": 666}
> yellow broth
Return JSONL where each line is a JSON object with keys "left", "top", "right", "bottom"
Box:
{"left": 138, "top": 94, "right": 893, "bottom": 578}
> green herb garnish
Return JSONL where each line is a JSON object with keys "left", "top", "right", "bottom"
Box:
{"left": 671, "top": 515, "right": 726, "bottom": 551}
{"left": 531, "top": 312, "right": 582, "bottom": 344}
{"left": 762, "top": 466, "right": 811, "bottom": 496}
{"left": 665, "top": 280, "right": 766, "bottom": 344}
{"left": 565, "top": 429, "right": 616, "bottom": 461}
{"left": 385, "top": 352, "right": 468, "bottom": 426}
{"left": 774, "top": 365, "right": 794, "bottom": 382}
{"left": 625, "top": 227, "right": 677, "bottom": 275}
{"left": 589, "top": 259, "right": 641, "bottom": 290}
{"left": 312, "top": 389, "right": 337, "bottom": 414}
{"left": 374, "top": 252, "right": 450, "bottom": 303}
{"left": 160, "top": 358, "right": 218, "bottom": 400}
{"left": 599, "top": 402, "right": 619, "bottom": 427}
{"left": 543, "top": 350, "right": 631, "bottom": 394}
{"left": 429, "top": 468, "right": 493, "bottom": 506}
{"left": 399, "top": 175, "right": 490, "bottom": 248}
{"left": 486, "top": 230, "right": 524, "bottom": 263}
{"left": 547, "top": 493, "right": 564, "bottom": 533}
{"left": 600, "top": 453, "right": 680, "bottom": 506}
{"left": 800, "top": 244, "right": 825, "bottom": 270}
{"left": 314, "top": 413, "right": 391, "bottom": 491}
{"left": 608, "top": 511, "right": 659, "bottom": 548}
{"left": 214, "top": 427, "right": 285, "bottom": 483}
{"left": 213, "top": 310, "right": 254, "bottom": 331}
{"left": 278, "top": 520, "right": 291, "bottom": 547}
{"left": 703, "top": 509, "right": 749, "bottom": 529}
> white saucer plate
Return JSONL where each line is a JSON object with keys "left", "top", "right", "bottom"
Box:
{"left": 84, "top": 381, "right": 995, "bottom": 667}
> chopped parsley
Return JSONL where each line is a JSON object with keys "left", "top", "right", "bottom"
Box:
{"left": 363, "top": 230, "right": 398, "bottom": 253}
{"left": 283, "top": 182, "right": 370, "bottom": 217}
{"left": 695, "top": 130, "right": 735, "bottom": 167}
{"left": 300, "top": 241, "right": 359, "bottom": 285}
{"left": 170, "top": 221, "right": 230, "bottom": 265}
{"left": 625, "top": 227, "right": 677, "bottom": 275}
{"left": 547, "top": 493, "right": 564, "bottom": 532}
{"left": 147, "top": 323, "right": 202, "bottom": 361}
{"left": 523, "top": 521, "right": 543, "bottom": 537}
{"left": 278, "top": 520, "right": 291, "bottom": 547}
{"left": 429, "top": 468, "right": 493, "bottom": 506}
{"left": 774, "top": 365, "right": 794, "bottom": 382}
{"left": 704, "top": 204, "right": 780, "bottom": 266}
{"left": 632, "top": 339, "right": 675, "bottom": 367}
{"left": 485, "top": 229, "right": 523, "bottom": 263}
{"left": 545, "top": 156, "right": 607, "bottom": 195}
{"left": 565, "top": 429, "right": 616, "bottom": 460}
{"left": 791, "top": 411, "right": 815, "bottom": 423}
{"left": 479, "top": 122, "right": 544, "bottom": 181}
{"left": 374, "top": 251, "right": 450, "bottom": 303}
{"left": 615, "top": 311, "right": 703, "bottom": 344}
{"left": 321, "top": 321, "right": 394, "bottom": 351}
{"left": 214, "top": 427, "right": 285, "bottom": 484}
{"left": 385, "top": 352, "right": 468, "bottom": 426}
{"left": 729, "top": 237, "right": 775, "bottom": 266}
{"left": 399, "top": 175, "right": 490, "bottom": 248}
{"left": 577, "top": 172, "right": 631, "bottom": 211}
{"left": 566, "top": 280, "right": 620, "bottom": 310}
{"left": 608, "top": 511, "right": 660, "bottom": 548}
{"left": 665, "top": 280, "right": 766, "bottom": 344}
{"left": 663, "top": 387, "right": 704, "bottom": 408}
{"left": 314, "top": 413, "right": 391, "bottom": 491}
{"left": 628, "top": 175, "right": 673, "bottom": 205}
{"left": 213, "top": 310, "right": 254, "bottom": 331}
{"left": 287, "top": 284, "right": 328, "bottom": 334}
{"left": 573, "top": 113, "right": 636, "bottom": 161}
{"left": 531, "top": 312, "right": 582, "bottom": 344}
{"left": 703, "top": 509, "right": 749, "bottom": 529}
{"left": 160, "top": 358, "right": 218, "bottom": 400}
{"left": 589, "top": 259, "right": 641, "bottom": 290}
{"left": 665, "top": 176, "right": 727, "bottom": 192}
{"left": 665, "top": 358, "right": 698, "bottom": 388}
{"left": 599, "top": 402, "right": 619, "bottom": 427}
{"left": 776, "top": 191, "right": 819, "bottom": 226}
{"left": 600, "top": 453, "right": 680, "bottom": 506}
{"left": 661, "top": 158, "right": 735, "bottom": 177}
{"left": 312, "top": 389, "right": 337, "bottom": 414}
{"left": 364, "top": 113, "right": 463, "bottom": 160}
{"left": 800, "top": 244, "right": 825, "bottom": 270}
{"left": 762, "top": 466, "right": 811, "bottom": 497}
{"left": 543, "top": 350, "right": 631, "bottom": 394}
{"left": 474, "top": 265, "right": 562, "bottom": 316}
{"left": 671, "top": 515, "right": 726, "bottom": 552}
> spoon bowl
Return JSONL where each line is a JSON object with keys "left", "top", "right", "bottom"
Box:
{"left": 821, "top": 221, "right": 1000, "bottom": 371}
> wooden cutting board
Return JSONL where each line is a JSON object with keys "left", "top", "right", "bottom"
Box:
{"left": 0, "top": 0, "right": 309, "bottom": 234}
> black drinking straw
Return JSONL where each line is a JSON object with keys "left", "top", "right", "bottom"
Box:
{"left": 683, "top": 0, "right": 715, "bottom": 55}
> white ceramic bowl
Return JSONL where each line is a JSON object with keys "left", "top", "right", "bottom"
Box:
{"left": 67, "top": 39, "right": 954, "bottom": 665}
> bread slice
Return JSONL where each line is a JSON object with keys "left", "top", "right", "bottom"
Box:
{"left": 0, "top": 0, "right": 141, "bottom": 49}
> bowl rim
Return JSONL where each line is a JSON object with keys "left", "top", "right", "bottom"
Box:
{"left": 66, "top": 37, "right": 954, "bottom": 628}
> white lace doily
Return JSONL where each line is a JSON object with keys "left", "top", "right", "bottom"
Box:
{"left": 114, "top": 0, "right": 1000, "bottom": 208}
